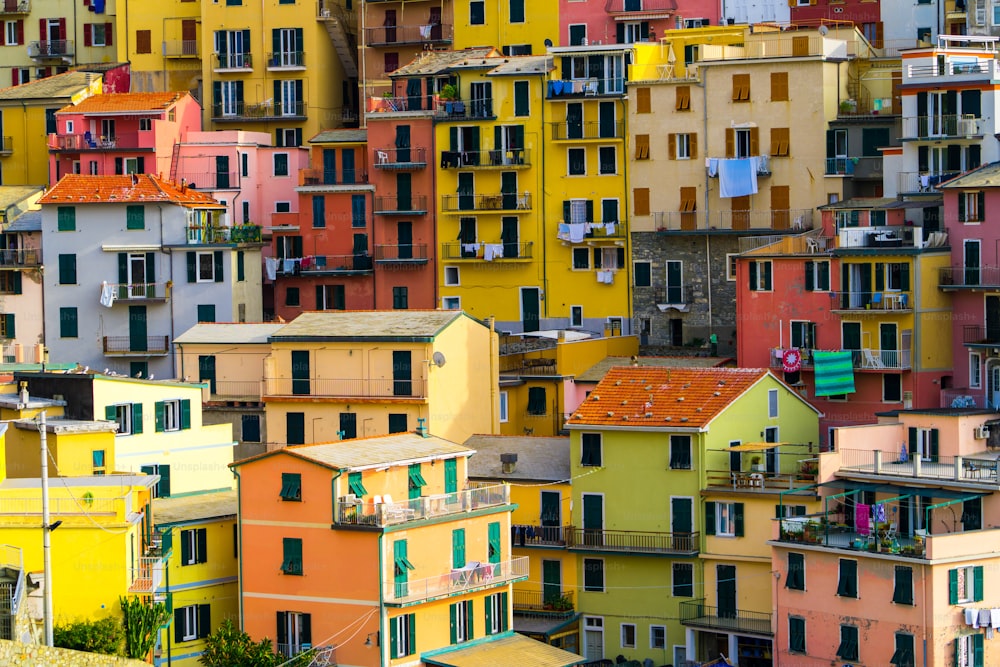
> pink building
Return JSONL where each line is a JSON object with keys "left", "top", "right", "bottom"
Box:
{"left": 48, "top": 92, "right": 202, "bottom": 182}
{"left": 559, "top": 0, "right": 720, "bottom": 47}
{"left": 788, "top": 1, "right": 881, "bottom": 38}
{"left": 773, "top": 409, "right": 1000, "bottom": 666}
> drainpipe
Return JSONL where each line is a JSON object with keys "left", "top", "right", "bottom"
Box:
{"left": 233, "top": 467, "right": 245, "bottom": 628}
{"left": 700, "top": 66, "right": 712, "bottom": 337}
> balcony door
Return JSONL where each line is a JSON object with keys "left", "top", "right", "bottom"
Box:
{"left": 542, "top": 560, "right": 561, "bottom": 604}
{"left": 457, "top": 173, "right": 474, "bottom": 210}
{"left": 540, "top": 490, "right": 561, "bottom": 541}
{"left": 965, "top": 240, "right": 981, "bottom": 286}
{"left": 199, "top": 355, "right": 216, "bottom": 394}
{"left": 520, "top": 287, "right": 540, "bottom": 332}
{"left": 470, "top": 81, "right": 492, "bottom": 118}
{"left": 275, "top": 28, "right": 300, "bottom": 66}
{"left": 880, "top": 323, "right": 897, "bottom": 368}
{"left": 397, "top": 221, "right": 413, "bottom": 259}
{"left": 392, "top": 350, "right": 412, "bottom": 396}
{"left": 765, "top": 428, "right": 779, "bottom": 474}
{"left": 988, "top": 295, "right": 1000, "bottom": 343}
{"left": 181, "top": 20, "right": 197, "bottom": 54}
{"left": 582, "top": 493, "right": 603, "bottom": 546}
{"left": 843, "top": 321, "right": 862, "bottom": 366}
{"left": 291, "top": 350, "right": 310, "bottom": 395}
{"left": 126, "top": 253, "right": 149, "bottom": 298}
{"left": 671, "top": 497, "right": 692, "bottom": 535}
{"left": 215, "top": 155, "right": 230, "bottom": 189}
{"left": 566, "top": 103, "right": 583, "bottom": 139}
{"left": 128, "top": 305, "right": 147, "bottom": 353}
{"left": 717, "top": 564, "right": 737, "bottom": 619}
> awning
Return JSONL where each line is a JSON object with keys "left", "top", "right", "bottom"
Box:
{"left": 422, "top": 633, "right": 584, "bottom": 667}
{"left": 822, "top": 479, "right": 986, "bottom": 499}
{"left": 519, "top": 330, "right": 592, "bottom": 342}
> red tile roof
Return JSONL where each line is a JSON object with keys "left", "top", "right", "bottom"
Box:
{"left": 39, "top": 174, "right": 224, "bottom": 207}
{"left": 58, "top": 91, "right": 189, "bottom": 115}
{"left": 567, "top": 366, "right": 771, "bottom": 429}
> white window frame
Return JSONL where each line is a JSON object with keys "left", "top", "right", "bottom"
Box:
{"left": 567, "top": 147, "right": 586, "bottom": 176}
{"left": 470, "top": 0, "right": 486, "bottom": 24}
{"left": 92, "top": 23, "right": 107, "bottom": 47}
{"left": 676, "top": 133, "right": 691, "bottom": 159}
{"left": 620, "top": 623, "right": 636, "bottom": 649}
{"left": 971, "top": 352, "right": 982, "bottom": 388}
{"left": 572, "top": 247, "right": 590, "bottom": 271}
{"left": 768, "top": 388, "right": 779, "bottom": 418}
{"left": 806, "top": 260, "right": 831, "bottom": 291}
{"left": 65, "top": 120, "right": 74, "bottom": 134}
{"left": 139, "top": 117, "right": 152, "bottom": 131}
{"left": 114, "top": 404, "right": 132, "bottom": 436}
{"left": 598, "top": 145, "right": 617, "bottom": 175}
{"left": 275, "top": 201, "right": 291, "bottom": 213}
{"left": 993, "top": 0, "right": 1000, "bottom": 27}
{"left": 669, "top": 435, "right": 692, "bottom": 470}
{"left": 571, "top": 305, "right": 583, "bottom": 327}
{"left": 957, "top": 633, "right": 977, "bottom": 666}
{"left": 180, "top": 605, "right": 198, "bottom": 642}
{"left": 444, "top": 266, "right": 460, "bottom": 286}
{"left": 219, "top": 80, "right": 241, "bottom": 117}
{"left": 124, "top": 157, "right": 140, "bottom": 174}
{"left": 183, "top": 528, "right": 198, "bottom": 565}
{"left": 89, "top": 160, "right": 98, "bottom": 175}
{"left": 442, "top": 296, "right": 461, "bottom": 310}
{"left": 956, "top": 565, "right": 976, "bottom": 603}
{"left": 196, "top": 251, "right": 216, "bottom": 283}
{"left": 4, "top": 21, "right": 17, "bottom": 46}
{"left": 163, "top": 399, "right": 181, "bottom": 432}
{"left": 499, "top": 391, "right": 509, "bottom": 423}
{"left": 488, "top": 593, "right": 504, "bottom": 634}
{"left": 726, "top": 253, "right": 738, "bottom": 281}
{"left": 650, "top": 625, "right": 666, "bottom": 650}
{"left": 735, "top": 128, "right": 752, "bottom": 158}
{"left": 283, "top": 611, "right": 308, "bottom": 655}
{"left": 392, "top": 614, "right": 412, "bottom": 658}
{"left": 454, "top": 600, "right": 471, "bottom": 642}
{"left": 716, "top": 501, "right": 737, "bottom": 537}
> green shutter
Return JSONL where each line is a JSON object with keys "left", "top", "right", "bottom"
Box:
{"left": 488, "top": 521, "right": 501, "bottom": 564}
{"left": 909, "top": 427, "right": 918, "bottom": 455}
{"left": 126, "top": 205, "right": 144, "bottom": 230}
{"left": 804, "top": 260, "right": 814, "bottom": 291}
{"left": 514, "top": 81, "right": 529, "bottom": 116}
{"left": 875, "top": 262, "right": 885, "bottom": 292}
{"left": 734, "top": 502, "right": 744, "bottom": 537}
{"left": 893, "top": 566, "right": 912, "bottom": 605}
{"left": 9, "top": 271, "right": 20, "bottom": 295}
{"left": 449, "top": 603, "right": 457, "bottom": 644}
{"left": 949, "top": 568, "right": 959, "bottom": 604}
{"left": 105, "top": 404, "right": 116, "bottom": 421}
{"left": 237, "top": 250, "right": 245, "bottom": 281}
{"left": 749, "top": 261, "right": 758, "bottom": 290}
{"left": 180, "top": 399, "right": 191, "bottom": 429}
{"left": 485, "top": 595, "right": 493, "bottom": 636}
{"left": 466, "top": 600, "right": 474, "bottom": 639}
{"left": 974, "top": 633, "right": 984, "bottom": 667}
{"left": 452, "top": 529, "right": 465, "bottom": 568}
{"left": 408, "top": 614, "right": 416, "bottom": 655}
{"left": 763, "top": 261, "right": 772, "bottom": 290}
{"left": 282, "top": 537, "right": 302, "bottom": 574}
{"left": 390, "top": 616, "right": 398, "bottom": 657}
{"left": 444, "top": 458, "right": 457, "bottom": 494}
{"left": 974, "top": 565, "right": 984, "bottom": 601}
{"left": 57, "top": 206, "right": 75, "bottom": 231}
{"left": 930, "top": 429, "right": 939, "bottom": 463}
{"left": 132, "top": 403, "right": 143, "bottom": 434}
{"left": 159, "top": 465, "right": 170, "bottom": 496}
{"left": 58, "top": 254, "right": 76, "bottom": 284}
{"left": 181, "top": 530, "right": 191, "bottom": 564}
{"left": 959, "top": 192, "right": 967, "bottom": 221}
{"left": 705, "top": 501, "right": 716, "bottom": 535}
{"left": 155, "top": 401, "right": 165, "bottom": 432}
{"left": 186, "top": 252, "right": 196, "bottom": 283}
{"left": 213, "top": 251, "right": 223, "bottom": 282}
{"left": 196, "top": 528, "right": 207, "bottom": 563}
{"left": 501, "top": 591, "right": 508, "bottom": 631}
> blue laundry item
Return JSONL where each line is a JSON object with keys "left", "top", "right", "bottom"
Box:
{"left": 718, "top": 158, "right": 758, "bottom": 198}
{"left": 92, "top": 0, "right": 106, "bottom": 13}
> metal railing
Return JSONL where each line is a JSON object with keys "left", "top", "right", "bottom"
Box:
{"left": 940, "top": 266, "right": 1000, "bottom": 288}
{"left": 907, "top": 60, "right": 997, "bottom": 79}
{"left": 0, "top": 496, "right": 120, "bottom": 517}
{"left": 680, "top": 599, "right": 772, "bottom": 636}
{"left": 441, "top": 242, "right": 533, "bottom": 260}
{"left": 163, "top": 40, "right": 199, "bottom": 57}
{"left": 27, "top": 40, "right": 74, "bottom": 58}
{"left": 128, "top": 556, "right": 164, "bottom": 594}
{"left": 606, "top": 0, "right": 672, "bottom": 11}
{"left": 336, "top": 484, "right": 509, "bottom": 527}
{"left": 438, "top": 148, "right": 530, "bottom": 168}
{"left": 435, "top": 98, "right": 496, "bottom": 120}
{"left": 769, "top": 347, "right": 911, "bottom": 371}
{"left": 565, "top": 528, "right": 699, "bottom": 554}
{"left": 829, "top": 291, "right": 912, "bottom": 311}
{"left": 298, "top": 254, "right": 374, "bottom": 273}
{"left": 373, "top": 194, "right": 428, "bottom": 213}
{"left": 263, "top": 376, "right": 426, "bottom": 398}
{"left": 374, "top": 243, "right": 428, "bottom": 262}
{"left": 654, "top": 207, "right": 812, "bottom": 232}
{"left": 300, "top": 167, "right": 367, "bottom": 185}
{"left": 0, "top": 1, "right": 28, "bottom": 15}
{"left": 208, "top": 380, "right": 261, "bottom": 400}
{"left": 653, "top": 285, "right": 694, "bottom": 305}
{"left": 0, "top": 249, "right": 40, "bottom": 267}
{"left": 513, "top": 589, "right": 574, "bottom": 615}
{"left": 441, "top": 192, "right": 531, "bottom": 212}
{"left": 365, "top": 24, "right": 453, "bottom": 45}
{"left": 964, "top": 325, "right": 1000, "bottom": 345}
{"left": 547, "top": 77, "right": 626, "bottom": 97}
{"left": 372, "top": 146, "right": 427, "bottom": 167}
{"left": 837, "top": 226, "right": 922, "bottom": 249}
{"left": 384, "top": 556, "right": 528, "bottom": 604}
{"left": 49, "top": 133, "right": 148, "bottom": 151}
{"left": 898, "top": 171, "right": 959, "bottom": 193}
{"left": 103, "top": 336, "right": 170, "bottom": 355}
{"left": 550, "top": 121, "right": 625, "bottom": 140}
{"left": 212, "top": 100, "right": 305, "bottom": 120}
{"left": 106, "top": 282, "right": 169, "bottom": 301}
{"left": 266, "top": 50, "right": 305, "bottom": 68}
{"left": 901, "top": 114, "right": 981, "bottom": 139}
{"left": 186, "top": 224, "right": 262, "bottom": 244}
{"left": 212, "top": 52, "right": 253, "bottom": 71}
{"left": 826, "top": 157, "right": 855, "bottom": 176}
{"left": 512, "top": 524, "right": 568, "bottom": 547}
{"left": 178, "top": 171, "right": 239, "bottom": 190}
{"left": 878, "top": 38, "right": 921, "bottom": 58}
{"left": 557, "top": 220, "right": 627, "bottom": 242}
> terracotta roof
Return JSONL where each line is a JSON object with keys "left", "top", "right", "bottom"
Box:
{"left": 58, "top": 91, "right": 189, "bottom": 115}
{"left": 567, "top": 366, "right": 770, "bottom": 429}
{"left": 0, "top": 71, "right": 98, "bottom": 102}
{"left": 39, "top": 174, "right": 225, "bottom": 207}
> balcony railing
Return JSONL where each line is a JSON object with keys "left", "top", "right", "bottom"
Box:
{"left": 654, "top": 208, "right": 812, "bottom": 233}
{"left": 0, "top": 1, "right": 29, "bottom": 15}
{"left": 704, "top": 467, "right": 819, "bottom": 492}
{"left": 374, "top": 243, "right": 428, "bottom": 263}
{"left": 829, "top": 290, "right": 912, "bottom": 312}
{"left": 550, "top": 121, "right": 625, "bottom": 140}
{"left": 825, "top": 157, "right": 855, "bottom": 176}
{"left": 212, "top": 52, "right": 253, "bottom": 71}
{"left": 128, "top": 556, "right": 164, "bottom": 594}
{"left": 654, "top": 285, "right": 694, "bottom": 305}
{"left": 768, "top": 347, "right": 911, "bottom": 371}
{"left": 837, "top": 226, "right": 924, "bottom": 249}
{"left": 557, "top": 220, "right": 627, "bottom": 242}
{"left": 186, "top": 224, "right": 262, "bottom": 244}
{"left": 299, "top": 168, "right": 368, "bottom": 186}
{"left": 0, "top": 136, "right": 11, "bottom": 155}
{"left": 438, "top": 148, "right": 530, "bottom": 168}
{"left": 27, "top": 40, "right": 74, "bottom": 58}
{"left": 440, "top": 242, "right": 533, "bottom": 261}
{"left": 107, "top": 282, "right": 170, "bottom": 302}
{"left": 512, "top": 524, "right": 568, "bottom": 547}
{"left": 383, "top": 556, "right": 529, "bottom": 604}
{"left": 547, "top": 77, "right": 626, "bottom": 98}
{"left": 708, "top": 155, "right": 771, "bottom": 177}
{"left": 297, "top": 254, "right": 374, "bottom": 273}
{"left": 513, "top": 589, "right": 575, "bottom": 616}
{"left": 435, "top": 98, "right": 496, "bottom": 121}
{"left": 680, "top": 599, "right": 772, "bottom": 636}
{"left": 365, "top": 23, "right": 453, "bottom": 45}
{"left": 373, "top": 194, "right": 428, "bottom": 214}
{"left": 0, "top": 249, "right": 40, "bottom": 267}
{"left": 906, "top": 60, "right": 998, "bottom": 80}
{"left": 103, "top": 336, "right": 170, "bottom": 355}
{"left": 263, "top": 376, "right": 426, "bottom": 399}
{"left": 898, "top": 171, "right": 959, "bottom": 193}
{"left": 208, "top": 380, "right": 262, "bottom": 400}
{"left": 373, "top": 147, "right": 427, "bottom": 169}
{"left": 266, "top": 51, "right": 305, "bottom": 69}
{"left": 335, "top": 484, "right": 509, "bottom": 527}
{"left": 565, "top": 528, "right": 699, "bottom": 555}
{"left": 964, "top": 325, "right": 1000, "bottom": 345}
{"left": 839, "top": 448, "right": 1000, "bottom": 486}
{"left": 48, "top": 133, "right": 150, "bottom": 151}
{"left": 940, "top": 266, "right": 1000, "bottom": 288}
{"left": 606, "top": 0, "right": 672, "bottom": 12}
{"left": 441, "top": 192, "right": 531, "bottom": 212}
{"left": 901, "top": 114, "right": 981, "bottom": 139}
{"left": 163, "top": 40, "right": 199, "bottom": 57}
{"left": 212, "top": 100, "right": 306, "bottom": 121}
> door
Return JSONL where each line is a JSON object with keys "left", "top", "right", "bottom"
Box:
{"left": 501, "top": 171, "right": 517, "bottom": 210}
{"left": 128, "top": 306, "right": 147, "bottom": 352}
{"left": 429, "top": 7, "right": 442, "bottom": 40}
{"left": 540, "top": 490, "right": 560, "bottom": 541}
{"left": 322, "top": 149, "right": 336, "bottom": 184}
{"left": 383, "top": 9, "right": 396, "bottom": 43}
{"left": 584, "top": 618, "right": 604, "bottom": 661}
{"left": 987, "top": 296, "right": 1000, "bottom": 343}
{"left": 501, "top": 217, "right": 519, "bottom": 258}
{"left": 396, "top": 172, "right": 412, "bottom": 211}
{"left": 843, "top": 321, "right": 862, "bottom": 366}
{"left": 566, "top": 103, "right": 583, "bottom": 139}
{"left": 392, "top": 350, "right": 412, "bottom": 396}
{"left": 669, "top": 318, "right": 683, "bottom": 346}
{"left": 215, "top": 155, "right": 230, "bottom": 189}
{"left": 291, "top": 350, "right": 310, "bottom": 395}
{"left": 880, "top": 322, "right": 897, "bottom": 368}
{"left": 198, "top": 355, "right": 216, "bottom": 394}
{"left": 671, "top": 497, "right": 692, "bottom": 535}
{"left": 542, "top": 560, "right": 562, "bottom": 604}
{"left": 397, "top": 221, "right": 413, "bottom": 259}
{"left": 729, "top": 441, "right": 742, "bottom": 473}
{"left": 765, "top": 427, "right": 779, "bottom": 474}
{"left": 520, "top": 287, "right": 540, "bottom": 332}
{"left": 598, "top": 101, "right": 615, "bottom": 138}
{"left": 395, "top": 125, "right": 411, "bottom": 163}
{"left": 717, "top": 565, "right": 737, "bottom": 619}
{"left": 582, "top": 493, "right": 603, "bottom": 546}
{"left": 666, "top": 261, "right": 683, "bottom": 303}
{"left": 457, "top": 172, "right": 474, "bottom": 210}
{"left": 342, "top": 149, "right": 356, "bottom": 184}
{"left": 181, "top": 20, "right": 197, "bottom": 54}
{"left": 280, "top": 80, "right": 298, "bottom": 116}
{"left": 128, "top": 253, "right": 147, "bottom": 297}
{"left": 965, "top": 240, "right": 981, "bottom": 286}
{"left": 993, "top": 365, "right": 1000, "bottom": 409}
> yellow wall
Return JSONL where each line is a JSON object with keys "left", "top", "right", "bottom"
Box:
{"left": 451, "top": 0, "right": 557, "bottom": 52}
{"left": 428, "top": 314, "right": 499, "bottom": 441}
{"left": 175, "top": 341, "right": 269, "bottom": 392}
{"left": 509, "top": 482, "right": 576, "bottom": 600}
{"left": 916, "top": 251, "right": 953, "bottom": 369}
{"left": 117, "top": 0, "right": 203, "bottom": 93}
{"left": 5, "top": 427, "right": 116, "bottom": 479}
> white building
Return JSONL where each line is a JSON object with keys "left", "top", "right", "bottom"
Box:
{"left": 720, "top": 0, "right": 789, "bottom": 26}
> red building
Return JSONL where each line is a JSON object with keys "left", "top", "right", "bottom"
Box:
{"left": 789, "top": 1, "right": 882, "bottom": 46}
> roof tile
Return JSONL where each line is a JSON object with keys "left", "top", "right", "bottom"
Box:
{"left": 39, "top": 174, "right": 224, "bottom": 207}
{"left": 58, "top": 91, "right": 189, "bottom": 115}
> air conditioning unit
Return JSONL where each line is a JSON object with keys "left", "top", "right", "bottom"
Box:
{"left": 340, "top": 494, "right": 358, "bottom": 504}
{"left": 903, "top": 391, "right": 913, "bottom": 409}
{"left": 975, "top": 425, "right": 990, "bottom": 440}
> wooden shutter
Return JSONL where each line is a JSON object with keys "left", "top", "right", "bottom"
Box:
{"left": 105, "top": 23, "right": 112, "bottom": 46}
{"left": 792, "top": 35, "right": 808, "bottom": 57}
{"left": 705, "top": 501, "right": 716, "bottom": 535}
{"left": 771, "top": 72, "right": 788, "bottom": 101}
{"left": 667, "top": 133, "right": 676, "bottom": 159}
{"left": 689, "top": 133, "right": 698, "bottom": 159}
{"left": 132, "top": 403, "right": 143, "bottom": 434}
{"left": 732, "top": 74, "right": 749, "bottom": 101}
{"left": 136, "top": 30, "right": 151, "bottom": 54}
{"left": 676, "top": 85, "right": 690, "bottom": 111}
{"left": 680, "top": 187, "right": 697, "bottom": 212}
{"left": 635, "top": 134, "right": 649, "bottom": 159}
{"left": 725, "top": 128, "right": 735, "bottom": 158}
{"left": 633, "top": 188, "right": 650, "bottom": 216}
{"left": 636, "top": 86, "right": 650, "bottom": 113}
{"left": 770, "top": 128, "right": 790, "bottom": 156}
{"left": 734, "top": 503, "right": 744, "bottom": 536}
{"left": 83, "top": 24, "right": 91, "bottom": 47}
{"left": 749, "top": 127, "right": 760, "bottom": 156}
{"left": 213, "top": 250, "right": 223, "bottom": 282}
{"left": 771, "top": 185, "right": 790, "bottom": 229}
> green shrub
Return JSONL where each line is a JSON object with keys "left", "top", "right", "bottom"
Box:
{"left": 53, "top": 616, "right": 123, "bottom": 656}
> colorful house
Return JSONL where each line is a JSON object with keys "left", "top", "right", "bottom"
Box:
{"left": 262, "top": 310, "right": 498, "bottom": 446}
{"left": 233, "top": 431, "right": 583, "bottom": 666}
{"left": 558, "top": 0, "right": 719, "bottom": 48}
{"left": 39, "top": 174, "right": 264, "bottom": 377}
{"left": 772, "top": 408, "right": 1000, "bottom": 666}
{"left": 566, "top": 366, "right": 821, "bottom": 665}
{"left": 48, "top": 92, "right": 202, "bottom": 182}
{"left": 116, "top": 0, "right": 203, "bottom": 95}
{"left": 0, "top": 188, "right": 44, "bottom": 358}
{"left": 465, "top": 434, "right": 580, "bottom": 654}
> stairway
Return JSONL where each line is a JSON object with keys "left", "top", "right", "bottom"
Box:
{"left": 318, "top": 0, "right": 359, "bottom": 79}
{"left": 168, "top": 142, "right": 181, "bottom": 183}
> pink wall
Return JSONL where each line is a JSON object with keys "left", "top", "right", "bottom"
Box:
{"left": 558, "top": 0, "right": 720, "bottom": 47}
{"left": 789, "top": 0, "right": 880, "bottom": 25}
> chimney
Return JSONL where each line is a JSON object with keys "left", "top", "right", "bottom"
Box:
{"left": 18, "top": 381, "right": 28, "bottom": 405}
{"left": 500, "top": 453, "right": 518, "bottom": 474}
{"left": 416, "top": 417, "right": 429, "bottom": 438}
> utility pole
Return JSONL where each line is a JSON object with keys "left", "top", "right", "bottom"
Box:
{"left": 39, "top": 409, "right": 53, "bottom": 647}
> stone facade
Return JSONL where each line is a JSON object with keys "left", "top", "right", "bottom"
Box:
{"left": 631, "top": 232, "right": 740, "bottom": 356}
{"left": 0, "top": 640, "right": 148, "bottom": 666}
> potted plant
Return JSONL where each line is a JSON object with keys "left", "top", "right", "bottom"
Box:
{"left": 439, "top": 83, "right": 459, "bottom": 101}
{"left": 750, "top": 455, "right": 764, "bottom": 473}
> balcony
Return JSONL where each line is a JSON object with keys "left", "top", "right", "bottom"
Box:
{"left": 163, "top": 40, "right": 199, "bottom": 58}
{"left": 297, "top": 253, "right": 374, "bottom": 275}
{"left": 680, "top": 599, "right": 772, "bottom": 637}
{"left": 374, "top": 243, "right": 429, "bottom": 264}
{"left": 181, "top": 171, "right": 239, "bottom": 190}
{"left": 48, "top": 133, "right": 152, "bottom": 152}
{"left": 839, "top": 447, "right": 1000, "bottom": 488}
{"left": 704, "top": 468, "right": 818, "bottom": 494}
{"left": 0, "top": 137, "right": 11, "bottom": 156}
{"left": 565, "top": 528, "right": 699, "bottom": 555}
{"left": 128, "top": 555, "right": 165, "bottom": 594}
{"left": 373, "top": 147, "right": 427, "bottom": 170}
{"left": 708, "top": 155, "right": 771, "bottom": 177}
{"left": 298, "top": 168, "right": 369, "bottom": 187}
{"left": 547, "top": 78, "right": 625, "bottom": 98}
{"left": 335, "top": 484, "right": 509, "bottom": 527}
{"left": 27, "top": 40, "right": 74, "bottom": 60}
{"left": 207, "top": 380, "right": 262, "bottom": 402}
{"left": 654, "top": 285, "right": 694, "bottom": 306}
{"left": 366, "top": 94, "right": 436, "bottom": 114}
{"left": 901, "top": 114, "right": 982, "bottom": 140}
{"left": 365, "top": 23, "right": 453, "bottom": 46}
{"left": 898, "top": 171, "right": 959, "bottom": 194}
{"left": 550, "top": 121, "right": 624, "bottom": 141}
{"left": 440, "top": 242, "right": 533, "bottom": 261}
{"left": 606, "top": 0, "right": 673, "bottom": 14}
{"left": 738, "top": 232, "right": 831, "bottom": 255}
{"left": 438, "top": 148, "right": 530, "bottom": 169}
{"left": 963, "top": 325, "right": 1000, "bottom": 346}
{"left": 905, "top": 59, "right": 1000, "bottom": 81}
{"left": 837, "top": 226, "right": 925, "bottom": 249}
{"left": 383, "top": 556, "right": 529, "bottom": 605}
{"left": 435, "top": 98, "right": 496, "bottom": 121}
{"left": 186, "top": 224, "right": 263, "bottom": 245}
{"left": 212, "top": 52, "right": 253, "bottom": 72}
{"left": 825, "top": 157, "right": 855, "bottom": 176}
{"left": 940, "top": 266, "right": 1000, "bottom": 289}
{"left": 513, "top": 589, "right": 575, "bottom": 617}
{"left": 557, "top": 220, "right": 627, "bottom": 243}
{"left": 512, "top": 524, "right": 568, "bottom": 548}
{"left": 0, "top": 1, "right": 29, "bottom": 15}
{"left": 0, "top": 249, "right": 40, "bottom": 267}
{"left": 263, "top": 377, "right": 427, "bottom": 399}
{"left": 106, "top": 283, "right": 170, "bottom": 303}
{"left": 212, "top": 100, "right": 306, "bottom": 122}
{"left": 102, "top": 336, "right": 170, "bottom": 356}
{"left": 829, "top": 290, "right": 913, "bottom": 313}
{"left": 654, "top": 208, "right": 813, "bottom": 233}
{"left": 266, "top": 50, "right": 306, "bottom": 70}
{"left": 441, "top": 192, "right": 531, "bottom": 213}
{"left": 768, "top": 347, "right": 911, "bottom": 371}
{"left": 374, "top": 194, "right": 428, "bottom": 215}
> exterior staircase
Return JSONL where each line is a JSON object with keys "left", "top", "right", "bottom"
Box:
{"left": 169, "top": 142, "right": 181, "bottom": 183}
{"left": 317, "top": 0, "right": 359, "bottom": 78}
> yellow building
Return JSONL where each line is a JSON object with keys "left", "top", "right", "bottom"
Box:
{"left": 466, "top": 434, "right": 579, "bottom": 653}
{"left": 262, "top": 310, "right": 499, "bottom": 446}
{"left": 154, "top": 490, "right": 238, "bottom": 667}
{"left": 116, "top": 0, "right": 203, "bottom": 94}
{"left": 0, "top": 70, "right": 101, "bottom": 186}
{"left": 450, "top": 0, "right": 557, "bottom": 54}
{"left": 200, "top": 0, "right": 354, "bottom": 145}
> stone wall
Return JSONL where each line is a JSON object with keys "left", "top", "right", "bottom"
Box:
{"left": 0, "top": 640, "right": 148, "bottom": 666}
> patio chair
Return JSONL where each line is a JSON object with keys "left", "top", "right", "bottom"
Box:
{"left": 863, "top": 349, "right": 884, "bottom": 369}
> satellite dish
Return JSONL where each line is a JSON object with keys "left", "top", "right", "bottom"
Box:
{"left": 432, "top": 351, "right": 447, "bottom": 368}
{"left": 818, "top": 25, "right": 829, "bottom": 36}
{"left": 544, "top": 38, "right": 553, "bottom": 48}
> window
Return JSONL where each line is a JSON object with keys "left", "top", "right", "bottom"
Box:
{"left": 598, "top": 147, "right": 616, "bottom": 174}
{"left": 499, "top": 391, "right": 508, "bottom": 422}
{"left": 569, "top": 24, "right": 586, "bottom": 46}
{"left": 570, "top": 305, "right": 583, "bottom": 327}
{"left": 5, "top": 21, "right": 22, "bottom": 47}
{"left": 786, "top": 552, "right": 804, "bottom": 590}
{"left": 280, "top": 473, "right": 302, "bottom": 501}
{"left": 316, "top": 285, "right": 345, "bottom": 311}
{"left": 706, "top": 501, "right": 744, "bottom": 537}
{"left": 527, "top": 386, "right": 546, "bottom": 415}
{"left": 620, "top": 623, "right": 636, "bottom": 649}
{"left": 59, "top": 307, "right": 77, "bottom": 338}
{"left": 568, "top": 148, "right": 585, "bottom": 175}
{"left": 748, "top": 260, "right": 772, "bottom": 291}
{"left": 726, "top": 254, "right": 737, "bottom": 281}
{"left": 837, "top": 558, "right": 858, "bottom": 598}
{"left": 281, "top": 537, "right": 303, "bottom": 575}
{"left": 140, "top": 463, "right": 170, "bottom": 498}
{"left": 635, "top": 134, "right": 650, "bottom": 160}
{"left": 286, "top": 412, "right": 305, "bottom": 445}
{"left": 390, "top": 613, "right": 415, "bottom": 658}
{"left": 950, "top": 565, "right": 984, "bottom": 603}
{"left": 181, "top": 528, "right": 207, "bottom": 565}
{"left": 486, "top": 592, "right": 508, "bottom": 635}
{"left": 893, "top": 565, "right": 913, "bottom": 605}
{"left": 672, "top": 562, "right": 693, "bottom": 596}
{"left": 771, "top": 71, "right": 788, "bottom": 101}
{"left": 236, "top": 250, "right": 245, "bottom": 282}
{"left": 583, "top": 558, "right": 604, "bottom": 592}
{"left": 803, "top": 260, "right": 830, "bottom": 291}
{"left": 392, "top": 286, "right": 408, "bottom": 309}
{"left": 971, "top": 352, "right": 982, "bottom": 388}
{"left": 107, "top": 403, "right": 142, "bottom": 437}
{"left": 634, "top": 261, "right": 651, "bottom": 287}
{"left": 891, "top": 633, "right": 914, "bottom": 667}
{"left": 668, "top": 133, "right": 692, "bottom": 160}
{"left": 273, "top": 153, "right": 289, "bottom": 176}
{"left": 650, "top": 625, "right": 666, "bottom": 650}
{"left": 442, "top": 296, "right": 461, "bottom": 310}
{"left": 509, "top": 0, "right": 525, "bottom": 22}
{"left": 837, "top": 625, "right": 859, "bottom": 661}
{"left": 960, "top": 191, "right": 985, "bottom": 222}
{"left": 275, "top": 201, "right": 291, "bottom": 213}
{"left": 174, "top": 604, "right": 210, "bottom": 643}
{"left": 242, "top": 415, "right": 261, "bottom": 442}
{"left": 197, "top": 305, "right": 216, "bottom": 323}
{"left": 884, "top": 374, "right": 902, "bottom": 402}
{"left": 770, "top": 127, "right": 790, "bottom": 156}
{"left": 276, "top": 611, "right": 311, "bottom": 659}
{"left": 730, "top": 127, "right": 756, "bottom": 158}
{"left": 732, "top": 73, "right": 750, "bottom": 102}
{"left": 572, "top": 247, "right": 590, "bottom": 270}
{"left": 194, "top": 251, "right": 220, "bottom": 283}
{"left": 285, "top": 287, "right": 300, "bottom": 306}
{"left": 788, "top": 616, "right": 805, "bottom": 653}
{"left": 86, "top": 23, "right": 110, "bottom": 47}
{"left": 388, "top": 414, "right": 408, "bottom": 434}
{"left": 444, "top": 266, "right": 460, "bottom": 286}
{"left": 581, "top": 433, "right": 602, "bottom": 466}
{"left": 513, "top": 81, "right": 529, "bottom": 116}
{"left": 669, "top": 435, "right": 692, "bottom": 469}
{"left": 675, "top": 85, "right": 691, "bottom": 111}
{"left": 156, "top": 399, "right": 190, "bottom": 432}
{"left": 470, "top": 0, "right": 485, "bottom": 25}
{"left": 58, "top": 254, "right": 76, "bottom": 284}
{"left": 90, "top": 449, "right": 106, "bottom": 475}
{"left": 956, "top": 634, "right": 984, "bottom": 667}
{"left": 450, "top": 599, "right": 473, "bottom": 643}
{"left": 767, "top": 389, "right": 778, "bottom": 418}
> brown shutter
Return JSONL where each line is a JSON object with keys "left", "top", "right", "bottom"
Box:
{"left": 635, "top": 134, "right": 650, "bottom": 159}
{"left": 136, "top": 30, "right": 151, "bottom": 54}
{"left": 680, "top": 187, "right": 697, "bottom": 211}
{"left": 689, "top": 133, "right": 698, "bottom": 159}
{"left": 725, "top": 128, "right": 735, "bottom": 158}
{"left": 668, "top": 133, "right": 676, "bottom": 160}
{"left": 732, "top": 74, "right": 749, "bottom": 101}
{"left": 633, "top": 188, "right": 650, "bottom": 216}
{"left": 771, "top": 185, "right": 790, "bottom": 229}
{"left": 636, "top": 87, "right": 651, "bottom": 113}
{"left": 750, "top": 127, "right": 760, "bottom": 156}
{"left": 676, "top": 86, "right": 690, "bottom": 111}
{"left": 770, "top": 128, "right": 789, "bottom": 156}
{"left": 792, "top": 36, "right": 809, "bottom": 57}
{"left": 771, "top": 72, "right": 788, "bottom": 101}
